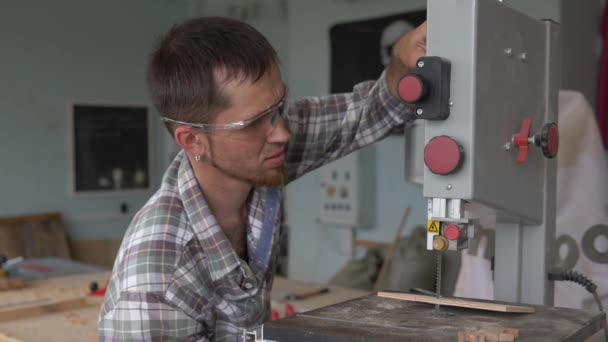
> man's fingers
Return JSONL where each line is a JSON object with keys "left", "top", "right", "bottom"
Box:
{"left": 417, "top": 21, "right": 427, "bottom": 32}
{"left": 414, "top": 21, "right": 427, "bottom": 39}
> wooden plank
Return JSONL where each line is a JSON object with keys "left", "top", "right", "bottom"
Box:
{"left": 0, "top": 306, "right": 99, "bottom": 342}
{"left": 377, "top": 292, "right": 535, "bottom": 313}
{"left": 0, "top": 297, "right": 90, "bottom": 323}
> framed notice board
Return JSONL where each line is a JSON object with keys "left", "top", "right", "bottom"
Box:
{"left": 69, "top": 103, "right": 151, "bottom": 195}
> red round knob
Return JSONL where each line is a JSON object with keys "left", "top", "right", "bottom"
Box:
{"left": 424, "top": 136, "right": 464, "bottom": 175}
{"left": 397, "top": 74, "right": 427, "bottom": 103}
{"left": 444, "top": 224, "right": 461, "bottom": 241}
{"left": 539, "top": 122, "right": 559, "bottom": 159}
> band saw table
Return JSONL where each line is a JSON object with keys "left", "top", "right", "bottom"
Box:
{"left": 263, "top": 0, "right": 607, "bottom": 340}
{"left": 263, "top": 294, "right": 605, "bottom": 341}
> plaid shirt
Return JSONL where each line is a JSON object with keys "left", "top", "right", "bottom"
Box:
{"left": 98, "top": 72, "right": 410, "bottom": 341}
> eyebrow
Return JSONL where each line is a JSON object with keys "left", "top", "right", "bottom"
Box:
{"left": 246, "top": 84, "right": 288, "bottom": 121}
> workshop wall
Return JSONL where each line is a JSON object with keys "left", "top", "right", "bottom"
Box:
{"left": 0, "top": 1, "right": 186, "bottom": 240}
{"left": 1, "top": 0, "right": 601, "bottom": 279}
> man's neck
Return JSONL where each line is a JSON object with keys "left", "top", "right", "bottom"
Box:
{"left": 191, "top": 159, "right": 252, "bottom": 219}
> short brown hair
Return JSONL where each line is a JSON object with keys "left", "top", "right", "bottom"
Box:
{"left": 147, "top": 16, "right": 279, "bottom": 132}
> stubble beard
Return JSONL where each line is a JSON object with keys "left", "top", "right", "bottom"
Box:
{"left": 208, "top": 145, "right": 288, "bottom": 187}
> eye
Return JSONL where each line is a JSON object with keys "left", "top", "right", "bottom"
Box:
{"left": 270, "top": 102, "right": 284, "bottom": 125}
{"left": 246, "top": 108, "right": 273, "bottom": 129}
{"left": 248, "top": 115, "right": 267, "bottom": 129}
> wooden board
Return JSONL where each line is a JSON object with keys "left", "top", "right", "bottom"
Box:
{"left": 0, "top": 297, "right": 91, "bottom": 323}
{"left": 377, "top": 292, "right": 535, "bottom": 313}
{"left": 0, "top": 272, "right": 108, "bottom": 316}
{"left": 0, "top": 306, "right": 100, "bottom": 342}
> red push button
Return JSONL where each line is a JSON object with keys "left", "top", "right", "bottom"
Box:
{"left": 444, "top": 224, "right": 461, "bottom": 241}
{"left": 424, "top": 136, "right": 463, "bottom": 175}
{"left": 397, "top": 74, "right": 427, "bottom": 103}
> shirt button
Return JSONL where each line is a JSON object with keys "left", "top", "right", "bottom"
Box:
{"left": 243, "top": 282, "right": 253, "bottom": 290}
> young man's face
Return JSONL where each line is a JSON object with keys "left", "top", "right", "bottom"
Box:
{"left": 201, "top": 64, "right": 291, "bottom": 187}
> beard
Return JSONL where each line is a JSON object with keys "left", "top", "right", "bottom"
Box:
{"left": 207, "top": 144, "right": 288, "bottom": 187}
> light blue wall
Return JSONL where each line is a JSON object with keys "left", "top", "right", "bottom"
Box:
{"left": 0, "top": 1, "right": 187, "bottom": 240}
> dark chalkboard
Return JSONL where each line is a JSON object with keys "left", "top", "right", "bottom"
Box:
{"left": 71, "top": 104, "right": 150, "bottom": 193}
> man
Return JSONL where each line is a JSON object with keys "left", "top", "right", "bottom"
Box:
{"left": 99, "top": 16, "right": 426, "bottom": 341}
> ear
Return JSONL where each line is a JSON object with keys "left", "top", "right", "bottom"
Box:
{"left": 174, "top": 126, "right": 208, "bottom": 158}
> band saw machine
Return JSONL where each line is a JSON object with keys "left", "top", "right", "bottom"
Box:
{"left": 260, "top": 0, "right": 607, "bottom": 340}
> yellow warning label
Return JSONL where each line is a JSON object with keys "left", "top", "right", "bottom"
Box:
{"left": 427, "top": 220, "right": 440, "bottom": 234}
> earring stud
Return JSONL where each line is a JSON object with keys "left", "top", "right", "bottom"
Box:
{"left": 195, "top": 155, "right": 201, "bottom": 162}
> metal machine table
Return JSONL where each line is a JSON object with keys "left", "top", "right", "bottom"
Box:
{"left": 264, "top": 294, "right": 606, "bottom": 341}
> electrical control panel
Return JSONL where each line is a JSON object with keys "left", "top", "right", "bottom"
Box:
{"left": 319, "top": 147, "right": 375, "bottom": 227}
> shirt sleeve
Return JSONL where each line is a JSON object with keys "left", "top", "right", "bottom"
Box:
{"left": 284, "top": 70, "right": 412, "bottom": 182}
{"left": 98, "top": 291, "right": 209, "bottom": 342}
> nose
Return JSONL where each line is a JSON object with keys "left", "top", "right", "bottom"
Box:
{"left": 267, "top": 117, "right": 291, "bottom": 144}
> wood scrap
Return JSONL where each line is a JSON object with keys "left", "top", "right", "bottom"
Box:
{"left": 0, "top": 279, "right": 26, "bottom": 291}
{"left": 377, "top": 292, "right": 535, "bottom": 313}
{"left": 458, "top": 327, "right": 519, "bottom": 342}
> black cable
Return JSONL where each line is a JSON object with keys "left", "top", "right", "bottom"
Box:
{"left": 548, "top": 269, "right": 598, "bottom": 294}
{"left": 548, "top": 269, "right": 607, "bottom": 342}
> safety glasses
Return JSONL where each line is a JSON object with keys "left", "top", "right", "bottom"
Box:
{"left": 160, "top": 95, "right": 285, "bottom": 133}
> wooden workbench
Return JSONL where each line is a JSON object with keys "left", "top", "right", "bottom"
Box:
{"left": 0, "top": 273, "right": 367, "bottom": 341}
{"left": 0, "top": 272, "right": 109, "bottom": 342}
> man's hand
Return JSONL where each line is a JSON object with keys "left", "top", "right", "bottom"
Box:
{"left": 386, "top": 21, "right": 427, "bottom": 99}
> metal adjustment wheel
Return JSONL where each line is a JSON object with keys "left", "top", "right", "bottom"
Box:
{"left": 537, "top": 122, "right": 559, "bottom": 159}
{"left": 433, "top": 236, "right": 449, "bottom": 252}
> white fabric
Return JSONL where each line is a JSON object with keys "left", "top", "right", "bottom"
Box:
{"left": 454, "top": 91, "right": 608, "bottom": 317}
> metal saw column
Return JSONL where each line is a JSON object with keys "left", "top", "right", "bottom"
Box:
{"left": 421, "top": 0, "right": 560, "bottom": 305}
